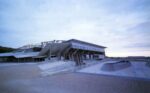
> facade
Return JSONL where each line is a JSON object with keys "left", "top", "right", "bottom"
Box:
{"left": 0, "top": 39, "right": 106, "bottom": 65}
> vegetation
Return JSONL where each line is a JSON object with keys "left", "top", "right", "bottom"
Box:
{"left": 0, "top": 46, "right": 15, "bottom": 53}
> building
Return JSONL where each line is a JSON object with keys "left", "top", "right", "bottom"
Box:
{"left": 0, "top": 39, "right": 106, "bottom": 65}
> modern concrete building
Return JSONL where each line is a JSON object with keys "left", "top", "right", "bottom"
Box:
{"left": 0, "top": 39, "right": 106, "bottom": 65}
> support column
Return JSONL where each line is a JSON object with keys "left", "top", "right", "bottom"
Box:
{"left": 63, "top": 48, "right": 71, "bottom": 60}
{"left": 89, "top": 54, "right": 91, "bottom": 59}
{"left": 57, "top": 50, "right": 61, "bottom": 60}
{"left": 71, "top": 49, "right": 78, "bottom": 61}
{"left": 72, "top": 49, "right": 79, "bottom": 65}
{"left": 48, "top": 44, "right": 52, "bottom": 60}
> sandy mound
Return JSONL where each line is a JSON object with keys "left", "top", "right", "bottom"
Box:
{"left": 101, "top": 61, "right": 131, "bottom": 71}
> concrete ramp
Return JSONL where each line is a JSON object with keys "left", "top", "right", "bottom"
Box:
{"left": 38, "top": 44, "right": 50, "bottom": 56}
{"left": 38, "top": 61, "right": 75, "bottom": 76}
{"left": 38, "top": 43, "right": 71, "bottom": 57}
{"left": 101, "top": 61, "right": 131, "bottom": 71}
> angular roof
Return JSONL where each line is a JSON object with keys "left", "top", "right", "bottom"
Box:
{"left": 66, "top": 39, "right": 106, "bottom": 48}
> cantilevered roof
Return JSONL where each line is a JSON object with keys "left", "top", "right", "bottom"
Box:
{"left": 65, "top": 39, "right": 106, "bottom": 52}
{"left": 66, "top": 39, "right": 106, "bottom": 48}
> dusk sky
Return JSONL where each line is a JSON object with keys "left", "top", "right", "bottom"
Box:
{"left": 0, "top": 0, "right": 150, "bottom": 57}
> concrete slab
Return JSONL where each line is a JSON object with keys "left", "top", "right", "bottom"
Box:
{"left": 79, "top": 61, "right": 150, "bottom": 79}
{"left": 0, "top": 61, "right": 150, "bottom": 93}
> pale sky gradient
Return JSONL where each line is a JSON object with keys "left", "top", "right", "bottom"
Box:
{"left": 0, "top": 0, "right": 150, "bottom": 57}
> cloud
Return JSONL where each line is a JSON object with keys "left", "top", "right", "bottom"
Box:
{"left": 0, "top": 0, "right": 150, "bottom": 56}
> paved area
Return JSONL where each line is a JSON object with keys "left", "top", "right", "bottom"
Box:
{"left": 0, "top": 63, "right": 150, "bottom": 93}
{"left": 79, "top": 61, "right": 150, "bottom": 79}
